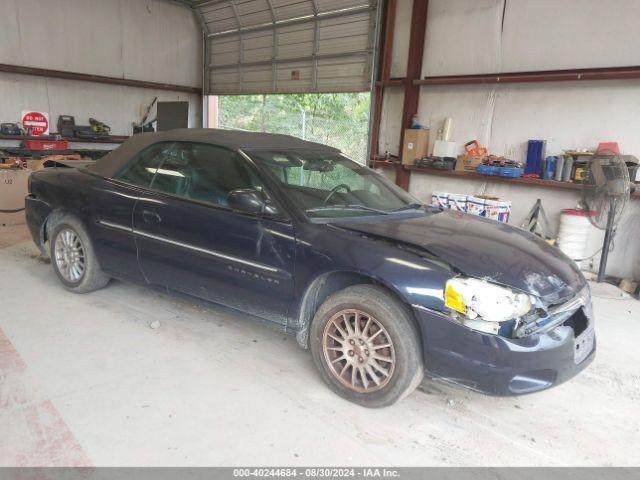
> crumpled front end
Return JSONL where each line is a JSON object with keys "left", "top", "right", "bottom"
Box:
{"left": 415, "top": 284, "right": 596, "bottom": 395}
{"left": 330, "top": 210, "right": 596, "bottom": 394}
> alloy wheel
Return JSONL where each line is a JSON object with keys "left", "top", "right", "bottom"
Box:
{"left": 322, "top": 309, "right": 396, "bottom": 393}
{"left": 54, "top": 228, "right": 86, "bottom": 283}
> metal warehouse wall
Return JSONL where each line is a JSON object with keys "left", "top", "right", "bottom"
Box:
{"left": 377, "top": 0, "right": 640, "bottom": 280}
{"left": 0, "top": 0, "right": 203, "bottom": 134}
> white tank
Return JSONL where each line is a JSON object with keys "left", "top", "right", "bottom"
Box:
{"left": 557, "top": 209, "right": 595, "bottom": 265}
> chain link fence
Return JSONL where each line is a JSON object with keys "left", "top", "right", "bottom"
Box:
{"left": 219, "top": 104, "right": 369, "bottom": 164}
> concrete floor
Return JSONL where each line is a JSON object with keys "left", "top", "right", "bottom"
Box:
{"left": 1, "top": 222, "right": 639, "bottom": 467}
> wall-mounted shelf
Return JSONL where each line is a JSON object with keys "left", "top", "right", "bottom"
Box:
{"left": 406, "top": 165, "right": 583, "bottom": 191}
{"left": 369, "top": 159, "right": 396, "bottom": 169}
{"left": 371, "top": 162, "right": 640, "bottom": 199}
{"left": 0, "top": 134, "right": 128, "bottom": 144}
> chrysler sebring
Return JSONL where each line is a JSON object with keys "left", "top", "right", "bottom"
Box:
{"left": 25, "top": 129, "right": 595, "bottom": 407}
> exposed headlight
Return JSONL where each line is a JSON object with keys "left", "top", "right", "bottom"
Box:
{"left": 444, "top": 277, "right": 534, "bottom": 335}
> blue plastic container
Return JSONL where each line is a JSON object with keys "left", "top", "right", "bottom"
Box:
{"left": 476, "top": 165, "right": 500, "bottom": 176}
{"left": 543, "top": 156, "right": 557, "bottom": 180}
{"left": 498, "top": 167, "right": 524, "bottom": 178}
{"left": 526, "top": 140, "right": 546, "bottom": 175}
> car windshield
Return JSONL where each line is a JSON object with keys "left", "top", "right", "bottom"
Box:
{"left": 248, "top": 150, "right": 420, "bottom": 219}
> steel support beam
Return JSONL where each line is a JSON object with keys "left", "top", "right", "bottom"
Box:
{"left": 265, "top": 0, "right": 279, "bottom": 91}
{"left": 0, "top": 63, "right": 201, "bottom": 94}
{"left": 415, "top": 65, "right": 640, "bottom": 86}
{"left": 396, "top": 0, "right": 428, "bottom": 190}
{"left": 365, "top": 0, "right": 383, "bottom": 163}
{"left": 309, "top": 0, "right": 320, "bottom": 91}
{"left": 368, "top": 0, "right": 397, "bottom": 163}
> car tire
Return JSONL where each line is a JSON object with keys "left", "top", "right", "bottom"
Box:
{"left": 310, "top": 284, "right": 423, "bottom": 407}
{"left": 49, "top": 215, "right": 109, "bottom": 293}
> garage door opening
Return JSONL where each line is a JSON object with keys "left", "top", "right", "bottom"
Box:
{"left": 208, "top": 93, "right": 371, "bottom": 164}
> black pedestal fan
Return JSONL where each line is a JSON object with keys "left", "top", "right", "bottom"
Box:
{"left": 581, "top": 153, "right": 634, "bottom": 282}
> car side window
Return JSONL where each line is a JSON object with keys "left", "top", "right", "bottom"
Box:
{"left": 148, "top": 142, "right": 267, "bottom": 209}
{"left": 116, "top": 142, "right": 175, "bottom": 188}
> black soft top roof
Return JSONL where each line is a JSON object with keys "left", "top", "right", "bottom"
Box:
{"left": 87, "top": 128, "right": 340, "bottom": 178}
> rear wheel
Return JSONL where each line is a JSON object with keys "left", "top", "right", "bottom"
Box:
{"left": 310, "top": 284, "right": 423, "bottom": 407}
{"left": 50, "top": 215, "right": 109, "bottom": 293}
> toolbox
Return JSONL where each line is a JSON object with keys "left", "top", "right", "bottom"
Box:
{"left": 23, "top": 139, "right": 69, "bottom": 151}
{"left": 1, "top": 123, "right": 22, "bottom": 135}
{"left": 476, "top": 165, "right": 500, "bottom": 176}
{"left": 497, "top": 167, "right": 524, "bottom": 178}
{"left": 477, "top": 164, "right": 523, "bottom": 178}
{"left": 415, "top": 156, "right": 456, "bottom": 170}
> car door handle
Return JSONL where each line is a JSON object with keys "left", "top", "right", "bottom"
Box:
{"left": 142, "top": 210, "right": 162, "bottom": 225}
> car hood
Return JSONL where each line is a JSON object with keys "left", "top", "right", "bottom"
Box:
{"left": 331, "top": 210, "right": 584, "bottom": 303}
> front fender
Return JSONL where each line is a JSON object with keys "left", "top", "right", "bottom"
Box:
{"left": 291, "top": 223, "right": 456, "bottom": 344}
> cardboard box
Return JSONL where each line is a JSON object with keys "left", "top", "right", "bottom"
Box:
{"left": 0, "top": 169, "right": 30, "bottom": 224}
{"left": 455, "top": 155, "right": 483, "bottom": 172}
{"left": 401, "top": 129, "right": 429, "bottom": 165}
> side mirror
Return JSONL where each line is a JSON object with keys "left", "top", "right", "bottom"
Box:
{"left": 228, "top": 189, "right": 278, "bottom": 216}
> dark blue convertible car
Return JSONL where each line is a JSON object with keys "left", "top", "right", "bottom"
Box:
{"left": 25, "top": 129, "right": 595, "bottom": 407}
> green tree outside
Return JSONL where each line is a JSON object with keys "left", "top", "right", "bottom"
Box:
{"left": 218, "top": 93, "right": 371, "bottom": 163}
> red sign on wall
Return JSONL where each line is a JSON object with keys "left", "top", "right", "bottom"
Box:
{"left": 21, "top": 111, "right": 49, "bottom": 135}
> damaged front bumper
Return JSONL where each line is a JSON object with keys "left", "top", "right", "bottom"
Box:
{"left": 413, "top": 293, "right": 596, "bottom": 395}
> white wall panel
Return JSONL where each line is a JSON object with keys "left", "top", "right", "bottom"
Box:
{"left": 121, "top": 0, "right": 202, "bottom": 86}
{"left": 490, "top": 80, "right": 640, "bottom": 161}
{"left": 0, "top": 0, "right": 202, "bottom": 135}
{"left": 417, "top": 80, "right": 640, "bottom": 162}
{"left": 416, "top": 84, "right": 496, "bottom": 154}
{"left": 0, "top": 0, "right": 201, "bottom": 86}
{"left": 0, "top": 0, "right": 123, "bottom": 77}
{"left": 421, "top": 0, "right": 503, "bottom": 77}
{"left": 502, "top": 0, "right": 640, "bottom": 72}
{"left": 419, "top": 0, "right": 640, "bottom": 77}
{"left": 389, "top": 0, "right": 412, "bottom": 78}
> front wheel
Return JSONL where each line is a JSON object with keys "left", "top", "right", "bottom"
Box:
{"left": 50, "top": 215, "right": 109, "bottom": 293}
{"left": 310, "top": 284, "right": 423, "bottom": 407}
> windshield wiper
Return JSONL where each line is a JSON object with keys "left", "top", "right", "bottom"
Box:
{"left": 390, "top": 202, "right": 423, "bottom": 212}
{"left": 306, "top": 204, "right": 389, "bottom": 215}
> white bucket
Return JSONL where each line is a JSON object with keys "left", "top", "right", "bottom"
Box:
{"left": 557, "top": 209, "right": 594, "bottom": 262}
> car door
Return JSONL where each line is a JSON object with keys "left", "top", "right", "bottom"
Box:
{"left": 90, "top": 141, "right": 176, "bottom": 282}
{"left": 132, "top": 142, "right": 296, "bottom": 325}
